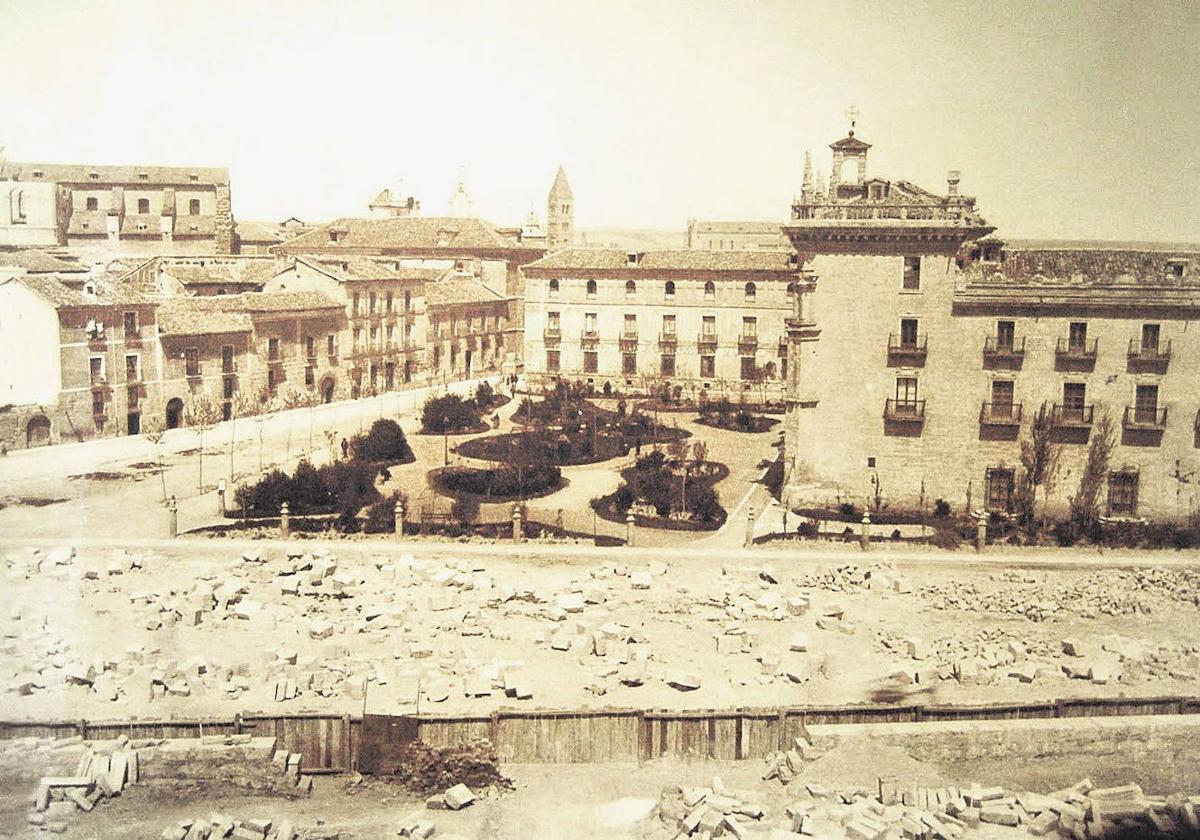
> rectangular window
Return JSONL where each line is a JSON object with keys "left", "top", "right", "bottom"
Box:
{"left": 1141, "top": 323, "right": 1160, "bottom": 353}
{"left": 189, "top": 198, "right": 201, "bottom": 215}
{"left": 327, "top": 334, "right": 336, "bottom": 357}
{"left": 662, "top": 314, "right": 676, "bottom": 336}
{"left": 92, "top": 392, "right": 105, "bottom": 417}
{"left": 123, "top": 311, "right": 138, "bottom": 337}
{"left": 386, "top": 292, "right": 394, "bottom": 313}
{"left": 902, "top": 256, "right": 921, "bottom": 290}
{"left": 86, "top": 197, "right": 99, "bottom": 211}
{"left": 433, "top": 344, "right": 441, "bottom": 367}
{"left": 742, "top": 316, "right": 757, "bottom": 337}
{"left": 1068, "top": 322, "right": 1088, "bottom": 352}
{"left": 267, "top": 368, "right": 279, "bottom": 392}
{"left": 702, "top": 315, "right": 716, "bottom": 337}
{"left": 700, "top": 355, "right": 715, "bottom": 378}
{"left": 546, "top": 350, "right": 560, "bottom": 372}
{"left": 305, "top": 336, "right": 315, "bottom": 359}
{"left": 996, "top": 320, "right": 1015, "bottom": 350}
{"left": 583, "top": 351, "right": 598, "bottom": 373}
{"left": 125, "top": 354, "right": 139, "bottom": 382}
{"left": 1107, "top": 472, "right": 1139, "bottom": 516}
{"left": 222, "top": 344, "right": 235, "bottom": 373}
{"left": 991, "top": 379, "right": 1014, "bottom": 414}
{"left": 223, "top": 377, "right": 235, "bottom": 400}
{"left": 622, "top": 353, "right": 637, "bottom": 375}
{"left": 985, "top": 468, "right": 1015, "bottom": 513}
{"left": 900, "top": 318, "right": 919, "bottom": 348}
{"left": 386, "top": 324, "right": 395, "bottom": 346}
{"left": 352, "top": 292, "right": 360, "bottom": 315}
{"left": 1134, "top": 383, "right": 1159, "bottom": 423}
{"left": 623, "top": 314, "right": 637, "bottom": 336}
{"left": 305, "top": 367, "right": 314, "bottom": 386}
{"left": 137, "top": 198, "right": 150, "bottom": 213}
{"left": 369, "top": 292, "right": 377, "bottom": 314}
{"left": 353, "top": 328, "right": 361, "bottom": 349}
{"left": 370, "top": 326, "right": 378, "bottom": 346}
{"left": 548, "top": 311, "right": 561, "bottom": 332}
{"left": 184, "top": 348, "right": 199, "bottom": 377}
{"left": 268, "top": 338, "right": 281, "bottom": 361}
{"left": 584, "top": 312, "right": 597, "bottom": 334}
{"left": 89, "top": 356, "right": 105, "bottom": 384}
{"left": 740, "top": 356, "right": 756, "bottom": 380}
{"left": 660, "top": 354, "right": 675, "bottom": 376}
{"left": 1062, "top": 382, "right": 1087, "bottom": 420}
{"left": 896, "top": 376, "right": 918, "bottom": 404}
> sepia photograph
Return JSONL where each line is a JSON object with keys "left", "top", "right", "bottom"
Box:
{"left": 1, "top": 0, "right": 1199, "bottom": 837}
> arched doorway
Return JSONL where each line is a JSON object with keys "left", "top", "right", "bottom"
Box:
{"left": 165, "top": 398, "right": 184, "bottom": 430}
{"left": 321, "top": 378, "right": 336, "bottom": 404}
{"left": 26, "top": 415, "right": 51, "bottom": 447}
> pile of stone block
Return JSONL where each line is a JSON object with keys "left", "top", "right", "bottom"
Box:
{"left": 659, "top": 776, "right": 768, "bottom": 838}
{"left": 26, "top": 734, "right": 139, "bottom": 833}
{"left": 159, "top": 814, "right": 316, "bottom": 840}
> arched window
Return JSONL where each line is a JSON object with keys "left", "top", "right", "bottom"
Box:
{"left": 586, "top": 279, "right": 597, "bottom": 299}
{"left": 548, "top": 279, "right": 559, "bottom": 297}
{"left": 704, "top": 281, "right": 715, "bottom": 300}
{"left": 9, "top": 188, "right": 26, "bottom": 224}
{"left": 664, "top": 280, "right": 676, "bottom": 298}
{"left": 744, "top": 282, "right": 756, "bottom": 301}
{"left": 625, "top": 280, "right": 636, "bottom": 297}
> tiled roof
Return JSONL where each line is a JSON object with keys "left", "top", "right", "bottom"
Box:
{"left": 235, "top": 221, "right": 284, "bottom": 244}
{"left": 689, "top": 221, "right": 785, "bottom": 235}
{"left": 172, "top": 215, "right": 218, "bottom": 236}
{"left": 162, "top": 259, "right": 279, "bottom": 288}
{"left": 1, "top": 161, "right": 228, "bottom": 186}
{"left": 967, "top": 248, "right": 1200, "bottom": 287}
{"left": 236, "top": 291, "right": 343, "bottom": 313}
{"left": 302, "top": 256, "right": 443, "bottom": 284}
{"left": 3, "top": 272, "right": 152, "bottom": 308}
{"left": 549, "top": 166, "right": 573, "bottom": 200}
{"left": 119, "top": 214, "right": 165, "bottom": 236}
{"left": 424, "top": 273, "right": 509, "bottom": 306}
{"left": 0, "top": 250, "right": 86, "bottom": 273}
{"left": 523, "top": 248, "right": 796, "bottom": 273}
{"left": 67, "top": 211, "right": 109, "bottom": 236}
{"left": 278, "top": 216, "right": 534, "bottom": 253}
{"left": 157, "top": 300, "right": 252, "bottom": 336}
{"left": 829, "top": 134, "right": 871, "bottom": 151}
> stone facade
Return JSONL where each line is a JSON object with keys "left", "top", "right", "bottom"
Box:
{"left": 0, "top": 161, "right": 234, "bottom": 256}
{"left": 522, "top": 248, "right": 800, "bottom": 400}
{"left": 780, "top": 130, "right": 1200, "bottom": 522}
{"left": 686, "top": 219, "right": 790, "bottom": 251}
{"left": 546, "top": 167, "right": 573, "bottom": 251}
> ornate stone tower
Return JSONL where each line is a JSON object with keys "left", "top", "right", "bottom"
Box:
{"left": 546, "top": 166, "right": 573, "bottom": 251}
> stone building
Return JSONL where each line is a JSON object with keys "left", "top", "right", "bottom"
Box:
{"left": 780, "top": 128, "right": 1200, "bottom": 522}
{"left": 273, "top": 215, "right": 543, "bottom": 362}
{"left": 0, "top": 161, "right": 233, "bottom": 255}
{"left": 121, "top": 255, "right": 281, "bottom": 297}
{"left": 423, "top": 271, "right": 517, "bottom": 381}
{"left": 0, "top": 269, "right": 160, "bottom": 445}
{"left": 546, "top": 167, "right": 573, "bottom": 251}
{"left": 686, "top": 220, "right": 790, "bottom": 251}
{"left": 522, "top": 248, "right": 798, "bottom": 400}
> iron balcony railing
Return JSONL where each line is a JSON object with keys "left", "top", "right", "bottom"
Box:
{"left": 1051, "top": 403, "right": 1094, "bottom": 427}
{"left": 1055, "top": 337, "right": 1098, "bottom": 359}
{"left": 980, "top": 401, "right": 1023, "bottom": 426}
{"left": 887, "top": 333, "right": 928, "bottom": 362}
{"left": 1127, "top": 337, "right": 1171, "bottom": 363}
{"left": 1123, "top": 405, "right": 1167, "bottom": 430}
{"left": 884, "top": 398, "right": 925, "bottom": 422}
{"left": 983, "top": 335, "right": 1025, "bottom": 358}
{"left": 697, "top": 333, "right": 718, "bottom": 351}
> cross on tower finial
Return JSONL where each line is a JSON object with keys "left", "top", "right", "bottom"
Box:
{"left": 845, "top": 105, "right": 860, "bottom": 134}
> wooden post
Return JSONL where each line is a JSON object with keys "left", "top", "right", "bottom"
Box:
{"left": 167, "top": 495, "right": 178, "bottom": 539}
{"left": 744, "top": 506, "right": 756, "bottom": 548}
{"left": 217, "top": 478, "right": 226, "bottom": 516}
{"left": 975, "top": 511, "right": 987, "bottom": 552}
{"left": 280, "top": 502, "right": 290, "bottom": 538}
{"left": 342, "top": 714, "right": 352, "bottom": 772}
{"left": 511, "top": 504, "right": 522, "bottom": 540}
{"left": 859, "top": 512, "right": 870, "bottom": 551}
{"left": 394, "top": 500, "right": 405, "bottom": 540}
{"left": 626, "top": 512, "right": 635, "bottom": 546}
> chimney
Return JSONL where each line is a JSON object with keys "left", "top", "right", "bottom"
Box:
{"left": 947, "top": 170, "right": 961, "bottom": 197}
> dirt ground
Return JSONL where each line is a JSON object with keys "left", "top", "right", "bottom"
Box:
{"left": 2, "top": 539, "right": 1199, "bottom": 721}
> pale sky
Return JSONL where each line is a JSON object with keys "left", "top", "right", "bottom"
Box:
{"left": 2, "top": 0, "right": 1198, "bottom": 242}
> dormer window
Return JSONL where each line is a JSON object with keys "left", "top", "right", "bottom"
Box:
{"left": 89, "top": 172, "right": 99, "bottom": 180}
{"left": 586, "top": 280, "right": 597, "bottom": 299}
{"left": 137, "top": 223, "right": 148, "bottom": 231}
{"left": 86, "top": 197, "right": 99, "bottom": 211}
{"left": 137, "top": 198, "right": 150, "bottom": 214}
{"left": 548, "top": 279, "right": 559, "bottom": 297}
{"left": 138, "top": 173, "right": 149, "bottom": 181}
{"left": 32, "top": 170, "right": 43, "bottom": 178}
{"left": 626, "top": 252, "right": 638, "bottom": 267}
{"left": 84, "top": 282, "right": 97, "bottom": 297}
{"left": 330, "top": 230, "right": 341, "bottom": 243}
{"left": 1167, "top": 259, "right": 1188, "bottom": 278}
{"left": 869, "top": 183, "right": 885, "bottom": 200}
{"left": 744, "top": 281, "right": 756, "bottom": 301}
{"left": 625, "top": 280, "right": 636, "bottom": 297}
{"left": 788, "top": 253, "right": 799, "bottom": 267}
{"left": 664, "top": 280, "right": 675, "bottom": 299}
{"left": 189, "top": 173, "right": 199, "bottom": 182}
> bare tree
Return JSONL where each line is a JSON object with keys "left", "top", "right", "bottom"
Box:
{"left": 255, "top": 389, "right": 281, "bottom": 474}
{"left": 140, "top": 412, "right": 169, "bottom": 502}
{"left": 1017, "top": 401, "right": 1061, "bottom": 527}
{"left": 184, "top": 394, "right": 223, "bottom": 492}
{"left": 667, "top": 437, "right": 691, "bottom": 510}
{"left": 227, "top": 391, "right": 256, "bottom": 483}
{"left": 1069, "top": 407, "right": 1117, "bottom": 533}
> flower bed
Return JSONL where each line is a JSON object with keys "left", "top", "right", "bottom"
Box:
{"left": 695, "top": 411, "right": 779, "bottom": 433}
{"left": 428, "top": 464, "right": 566, "bottom": 502}
{"left": 591, "top": 451, "right": 728, "bottom": 531}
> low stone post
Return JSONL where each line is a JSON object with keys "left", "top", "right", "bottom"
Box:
{"left": 626, "top": 512, "right": 635, "bottom": 547}
{"left": 394, "top": 500, "right": 405, "bottom": 540}
{"left": 744, "top": 506, "right": 757, "bottom": 548}
{"left": 859, "top": 512, "right": 871, "bottom": 551}
{"left": 217, "top": 478, "right": 227, "bottom": 516}
{"left": 167, "top": 495, "right": 178, "bottom": 539}
{"left": 280, "top": 502, "right": 290, "bottom": 539}
{"left": 975, "top": 511, "right": 988, "bottom": 553}
{"left": 511, "top": 504, "right": 522, "bottom": 540}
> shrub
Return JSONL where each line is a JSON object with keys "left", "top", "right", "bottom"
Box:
{"left": 235, "top": 458, "right": 381, "bottom": 517}
{"left": 473, "top": 380, "right": 495, "bottom": 408}
{"left": 441, "top": 465, "right": 561, "bottom": 499}
{"left": 350, "top": 419, "right": 413, "bottom": 463}
{"left": 364, "top": 490, "right": 407, "bottom": 534}
{"left": 450, "top": 494, "right": 480, "bottom": 525}
{"left": 932, "top": 525, "right": 962, "bottom": 550}
{"left": 838, "top": 502, "right": 860, "bottom": 518}
{"left": 422, "top": 394, "right": 483, "bottom": 434}
{"left": 933, "top": 498, "right": 952, "bottom": 518}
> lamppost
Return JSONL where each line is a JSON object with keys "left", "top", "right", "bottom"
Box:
{"left": 442, "top": 415, "right": 449, "bottom": 466}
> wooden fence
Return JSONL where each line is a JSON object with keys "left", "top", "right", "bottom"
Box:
{"left": 3, "top": 695, "right": 1199, "bottom": 772}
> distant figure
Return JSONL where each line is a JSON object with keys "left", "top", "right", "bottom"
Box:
{"left": 0, "top": 441, "right": 7, "bottom": 457}
{"left": 492, "top": 413, "right": 500, "bottom": 429}
{"left": 635, "top": 437, "right": 642, "bottom": 456}
{"left": 340, "top": 437, "right": 349, "bottom": 459}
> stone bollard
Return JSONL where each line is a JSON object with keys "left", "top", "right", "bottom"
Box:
{"left": 511, "top": 504, "right": 522, "bottom": 540}
{"left": 744, "top": 506, "right": 756, "bottom": 548}
{"left": 626, "top": 512, "right": 635, "bottom": 547}
{"left": 167, "top": 495, "right": 178, "bottom": 539}
{"left": 280, "top": 502, "right": 291, "bottom": 539}
{"left": 395, "top": 500, "right": 405, "bottom": 540}
{"left": 859, "top": 512, "right": 871, "bottom": 551}
{"left": 975, "top": 511, "right": 987, "bottom": 552}
{"left": 217, "top": 478, "right": 227, "bottom": 516}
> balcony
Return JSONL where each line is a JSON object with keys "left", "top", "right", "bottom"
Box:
{"left": 887, "top": 334, "right": 927, "bottom": 366}
{"left": 543, "top": 326, "right": 562, "bottom": 346}
{"left": 1055, "top": 338, "right": 1098, "bottom": 370}
{"left": 980, "top": 401, "right": 1023, "bottom": 426}
{"left": 884, "top": 398, "right": 925, "bottom": 423}
{"left": 982, "top": 336, "right": 1025, "bottom": 368}
{"left": 581, "top": 330, "right": 600, "bottom": 350}
{"left": 1123, "top": 405, "right": 1167, "bottom": 431}
{"left": 697, "top": 333, "right": 718, "bottom": 353}
{"left": 659, "top": 332, "right": 678, "bottom": 352}
{"left": 123, "top": 329, "right": 143, "bottom": 346}
{"left": 1127, "top": 338, "right": 1171, "bottom": 372}
{"left": 738, "top": 334, "right": 759, "bottom": 355}
{"left": 619, "top": 332, "right": 639, "bottom": 351}
{"left": 1051, "top": 403, "right": 1094, "bottom": 428}
{"left": 305, "top": 353, "right": 318, "bottom": 366}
